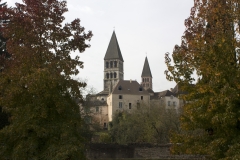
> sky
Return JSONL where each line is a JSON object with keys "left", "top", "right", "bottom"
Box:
{"left": 6, "top": 0, "right": 194, "bottom": 94}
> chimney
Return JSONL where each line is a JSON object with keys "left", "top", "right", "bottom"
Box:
{"left": 130, "top": 79, "right": 132, "bottom": 83}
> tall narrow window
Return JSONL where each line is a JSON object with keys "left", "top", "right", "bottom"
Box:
{"left": 114, "top": 61, "right": 117, "bottom": 67}
{"left": 141, "top": 96, "right": 143, "bottom": 100}
{"left": 104, "top": 123, "right": 107, "bottom": 128}
{"left": 129, "top": 103, "right": 132, "bottom": 109}
{"left": 114, "top": 72, "right": 117, "bottom": 78}
{"left": 110, "top": 61, "right": 113, "bottom": 68}
{"left": 110, "top": 73, "right": 113, "bottom": 78}
{"left": 119, "top": 102, "right": 122, "bottom": 108}
{"left": 106, "top": 62, "right": 109, "bottom": 68}
{"left": 119, "top": 95, "right": 122, "bottom": 99}
{"left": 106, "top": 73, "right": 109, "bottom": 79}
{"left": 173, "top": 101, "right": 176, "bottom": 106}
{"left": 168, "top": 101, "right": 171, "bottom": 106}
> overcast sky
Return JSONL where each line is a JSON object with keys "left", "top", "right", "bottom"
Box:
{"left": 6, "top": 0, "right": 194, "bottom": 93}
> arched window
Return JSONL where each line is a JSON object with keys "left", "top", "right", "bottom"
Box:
{"left": 114, "top": 61, "right": 117, "bottom": 67}
{"left": 114, "top": 72, "right": 117, "bottom": 78}
{"left": 106, "top": 73, "right": 109, "bottom": 79}
{"left": 110, "top": 73, "right": 113, "bottom": 78}
{"left": 110, "top": 61, "right": 113, "bottom": 68}
{"left": 106, "top": 62, "right": 109, "bottom": 68}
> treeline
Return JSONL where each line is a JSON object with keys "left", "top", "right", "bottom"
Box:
{"left": 96, "top": 104, "right": 181, "bottom": 144}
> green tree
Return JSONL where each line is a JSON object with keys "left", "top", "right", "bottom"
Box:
{"left": 0, "top": 1, "right": 10, "bottom": 129}
{"left": 109, "top": 104, "right": 180, "bottom": 144}
{"left": 0, "top": 0, "right": 92, "bottom": 159}
{"left": 165, "top": 0, "right": 240, "bottom": 159}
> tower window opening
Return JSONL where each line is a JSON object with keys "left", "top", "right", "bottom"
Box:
{"left": 110, "top": 61, "right": 113, "bottom": 68}
{"left": 114, "top": 72, "right": 117, "bottom": 78}
{"left": 106, "top": 73, "right": 109, "bottom": 79}
{"left": 114, "top": 61, "right": 117, "bottom": 67}
{"left": 142, "top": 78, "right": 144, "bottom": 82}
{"left": 110, "top": 73, "right": 113, "bottom": 78}
{"left": 106, "top": 62, "right": 109, "bottom": 68}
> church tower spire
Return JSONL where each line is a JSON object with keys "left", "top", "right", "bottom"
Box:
{"left": 141, "top": 56, "right": 153, "bottom": 90}
{"left": 103, "top": 31, "right": 124, "bottom": 92}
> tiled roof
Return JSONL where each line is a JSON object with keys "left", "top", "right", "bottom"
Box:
{"left": 104, "top": 31, "right": 124, "bottom": 61}
{"left": 150, "top": 90, "right": 176, "bottom": 100}
{"left": 97, "top": 90, "right": 109, "bottom": 96}
{"left": 112, "top": 80, "right": 149, "bottom": 95}
{"left": 141, "top": 57, "right": 152, "bottom": 77}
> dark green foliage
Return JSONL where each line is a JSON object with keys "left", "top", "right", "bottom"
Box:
{"left": 0, "top": 107, "right": 9, "bottom": 129}
{"left": 0, "top": 0, "right": 93, "bottom": 159}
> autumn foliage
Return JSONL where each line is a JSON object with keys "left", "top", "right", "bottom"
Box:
{"left": 165, "top": 0, "right": 240, "bottom": 159}
{"left": 0, "top": 0, "right": 92, "bottom": 159}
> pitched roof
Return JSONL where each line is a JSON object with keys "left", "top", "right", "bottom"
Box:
{"left": 150, "top": 90, "right": 176, "bottom": 100}
{"left": 141, "top": 57, "right": 152, "bottom": 77}
{"left": 112, "top": 80, "right": 149, "bottom": 95}
{"left": 104, "top": 31, "right": 124, "bottom": 61}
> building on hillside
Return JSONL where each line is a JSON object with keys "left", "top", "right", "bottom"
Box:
{"left": 150, "top": 90, "right": 180, "bottom": 112}
{"left": 83, "top": 31, "right": 183, "bottom": 129}
{"left": 82, "top": 95, "right": 109, "bottom": 129}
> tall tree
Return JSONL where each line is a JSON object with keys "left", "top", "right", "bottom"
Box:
{"left": 0, "top": 1, "right": 10, "bottom": 129}
{"left": 109, "top": 104, "right": 180, "bottom": 144}
{"left": 165, "top": 0, "right": 240, "bottom": 159}
{"left": 0, "top": 0, "right": 92, "bottom": 159}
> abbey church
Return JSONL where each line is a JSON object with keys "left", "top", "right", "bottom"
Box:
{"left": 84, "top": 31, "right": 183, "bottom": 129}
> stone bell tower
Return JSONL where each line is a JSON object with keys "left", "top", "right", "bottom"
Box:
{"left": 141, "top": 56, "right": 153, "bottom": 90}
{"left": 103, "top": 31, "right": 124, "bottom": 93}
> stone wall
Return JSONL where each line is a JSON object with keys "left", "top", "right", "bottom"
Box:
{"left": 86, "top": 143, "right": 206, "bottom": 160}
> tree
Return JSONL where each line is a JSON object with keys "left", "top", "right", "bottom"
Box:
{"left": 0, "top": 0, "right": 93, "bottom": 159}
{"left": 0, "top": 1, "right": 10, "bottom": 129}
{"left": 109, "top": 103, "right": 180, "bottom": 144}
{"left": 165, "top": 0, "right": 240, "bottom": 159}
